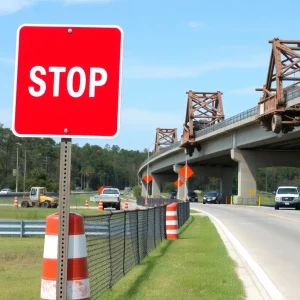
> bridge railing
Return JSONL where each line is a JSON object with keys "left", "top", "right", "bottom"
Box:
{"left": 139, "top": 87, "right": 300, "bottom": 169}
{"left": 195, "top": 106, "right": 258, "bottom": 138}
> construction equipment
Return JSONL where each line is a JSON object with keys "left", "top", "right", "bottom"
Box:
{"left": 256, "top": 38, "right": 300, "bottom": 134}
{"left": 21, "top": 187, "right": 58, "bottom": 208}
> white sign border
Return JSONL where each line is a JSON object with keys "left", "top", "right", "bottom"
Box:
{"left": 12, "top": 23, "right": 124, "bottom": 139}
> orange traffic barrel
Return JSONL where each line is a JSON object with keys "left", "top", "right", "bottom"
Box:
{"left": 166, "top": 203, "right": 178, "bottom": 240}
{"left": 40, "top": 213, "right": 90, "bottom": 299}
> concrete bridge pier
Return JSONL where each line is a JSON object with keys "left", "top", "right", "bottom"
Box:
{"left": 231, "top": 148, "right": 300, "bottom": 204}
{"left": 151, "top": 173, "right": 177, "bottom": 198}
{"left": 231, "top": 149, "right": 257, "bottom": 204}
{"left": 220, "top": 172, "right": 235, "bottom": 204}
{"left": 189, "top": 167, "right": 235, "bottom": 204}
{"left": 141, "top": 181, "right": 148, "bottom": 197}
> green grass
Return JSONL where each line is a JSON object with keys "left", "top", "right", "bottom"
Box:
{"left": 0, "top": 193, "right": 98, "bottom": 207}
{"left": 0, "top": 237, "right": 44, "bottom": 300}
{"left": 100, "top": 216, "right": 245, "bottom": 300}
{"left": 0, "top": 217, "right": 245, "bottom": 300}
{"left": 258, "top": 193, "right": 274, "bottom": 205}
{"left": 0, "top": 206, "right": 108, "bottom": 220}
{"left": 190, "top": 209, "right": 200, "bottom": 213}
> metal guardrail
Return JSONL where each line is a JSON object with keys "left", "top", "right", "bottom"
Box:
{"left": 0, "top": 220, "right": 110, "bottom": 237}
{"left": 139, "top": 89, "right": 300, "bottom": 169}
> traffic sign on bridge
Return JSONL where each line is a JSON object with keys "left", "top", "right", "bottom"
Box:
{"left": 178, "top": 164, "right": 194, "bottom": 180}
{"left": 143, "top": 175, "right": 152, "bottom": 183}
{"left": 13, "top": 24, "right": 123, "bottom": 138}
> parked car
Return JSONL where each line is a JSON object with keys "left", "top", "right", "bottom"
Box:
{"left": 203, "top": 191, "right": 221, "bottom": 204}
{"left": 170, "top": 191, "right": 177, "bottom": 199}
{"left": 186, "top": 191, "right": 198, "bottom": 202}
{"left": 0, "top": 188, "right": 12, "bottom": 195}
{"left": 275, "top": 186, "right": 300, "bottom": 210}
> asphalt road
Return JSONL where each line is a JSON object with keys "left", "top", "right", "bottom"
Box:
{"left": 191, "top": 203, "right": 300, "bottom": 300}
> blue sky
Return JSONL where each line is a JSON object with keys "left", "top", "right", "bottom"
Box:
{"left": 0, "top": 0, "right": 299, "bottom": 151}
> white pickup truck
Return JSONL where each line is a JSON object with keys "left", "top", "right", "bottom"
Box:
{"left": 275, "top": 186, "right": 300, "bottom": 210}
{"left": 90, "top": 187, "right": 121, "bottom": 210}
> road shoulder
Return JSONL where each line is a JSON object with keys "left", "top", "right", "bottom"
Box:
{"left": 191, "top": 210, "right": 279, "bottom": 300}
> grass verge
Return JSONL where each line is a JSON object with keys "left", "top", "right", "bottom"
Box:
{"left": 100, "top": 216, "right": 245, "bottom": 300}
{"left": 0, "top": 237, "right": 44, "bottom": 300}
{"left": 0, "top": 193, "right": 98, "bottom": 207}
{"left": 0, "top": 206, "right": 108, "bottom": 219}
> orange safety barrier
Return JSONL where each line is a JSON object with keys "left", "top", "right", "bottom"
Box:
{"left": 40, "top": 213, "right": 90, "bottom": 300}
{"left": 98, "top": 199, "right": 103, "bottom": 211}
{"left": 124, "top": 199, "right": 129, "bottom": 209}
{"left": 13, "top": 197, "right": 18, "bottom": 208}
{"left": 166, "top": 203, "right": 178, "bottom": 240}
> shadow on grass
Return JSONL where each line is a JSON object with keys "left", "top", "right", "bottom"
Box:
{"left": 121, "top": 216, "right": 194, "bottom": 299}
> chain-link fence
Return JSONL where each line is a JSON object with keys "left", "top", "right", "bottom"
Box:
{"left": 136, "top": 196, "right": 180, "bottom": 207}
{"left": 83, "top": 202, "right": 190, "bottom": 299}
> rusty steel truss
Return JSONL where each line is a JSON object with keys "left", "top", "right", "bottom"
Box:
{"left": 154, "top": 128, "right": 178, "bottom": 152}
{"left": 256, "top": 38, "right": 300, "bottom": 134}
{"left": 181, "top": 90, "right": 225, "bottom": 150}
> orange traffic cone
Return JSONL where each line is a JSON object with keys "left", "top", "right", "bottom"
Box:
{"left": 14, "top": 197, "right": 18, "bottom": 208}
{"left": 98, "top": 199, "right": 103, "bottom": 211}
{"left": 85, "top": 199, "right": 89, "bottom": 208}
{"left": 124, "top": 199, "right": 129, "bottom": 209}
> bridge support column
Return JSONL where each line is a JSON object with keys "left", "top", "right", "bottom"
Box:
{"left": 173, "top": 164, "right": 186, "bottom": 200}
{"left": 151, "top": 174, "right": 161, "bottom": 198}
{"left": 141, "top": 181, "right": 148, "bottom": 197}
{"left": 151, "top": 174, "right": 177, "bottom": 198}
{"left": 220, "top": 172, "right": 234, "bottom": 204}
{"left": 231, "top": 149, "right": 257, "bottom": 204}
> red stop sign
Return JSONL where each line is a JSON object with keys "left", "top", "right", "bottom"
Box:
{"left": 13, "top": 24, "right": 123, "bottom": 138}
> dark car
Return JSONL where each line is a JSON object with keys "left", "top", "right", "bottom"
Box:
{"left": 203, "top": 191, "right": 221, "bottom": 204}
{"left": 170, "top": 191, "right": 177, "bottom": 199}
{"left": 187, "top": 191, "right": 198, "bottom": 202}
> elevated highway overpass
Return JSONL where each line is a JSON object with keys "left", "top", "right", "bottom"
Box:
{"left": 138, "top": 88, "right": 300, "bottom": 203}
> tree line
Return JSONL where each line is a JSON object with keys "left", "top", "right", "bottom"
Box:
{"left": 0, "top": 123, "right": 148, "bottom": 192}
{"left": 2, "top": 123, "right": 300, "bottom": 194}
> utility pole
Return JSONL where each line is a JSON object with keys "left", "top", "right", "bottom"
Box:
{"left": 45, "top": 156, "right": 49, "bottom": 173}
{"left": 15, "top": 143, "right": 22, "bottom": 193}
{"left": 23, "top": 149, "right": 27, "bottom": 192}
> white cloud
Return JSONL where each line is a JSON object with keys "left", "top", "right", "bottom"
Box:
{"left": 0, "top": 0, "right": 113, "bottom": 15}
{"left": 0, "top": 0, "right": 36, "bottom": 15}
{"left": 124, "top": 54, "right": 269, "bottom": 79}
{"left": 120, "top": 108, "right": 182, "bottom": 131}
{"left": 226, "top": 87, "right": 258, "bottom": 95}
{"left": 187, "top": 21, "right": 204, "bottom": 28}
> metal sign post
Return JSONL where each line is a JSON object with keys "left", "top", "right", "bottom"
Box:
{"left": 56, "top": 138, "right": 72, "bottom": 299}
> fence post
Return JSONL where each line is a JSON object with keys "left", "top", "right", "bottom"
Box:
{"left": 108, "top": 214, "right": 113, "bottom": 289}
{"left": 136, "top": 210, "right": 140, "bottom": 264}
{"left": 230, "top": 196, "right": 233, "bottom": 205}
{"left": 166, "top": 203, "right": 178, "bottom": 240}
{"left": 123, "top": 211, "right": 126, "bottom": 275}
{"left": 258, "top": 196, "right": 261, "bottom": 206}
{"left": 153, "top": 207, "right": 156, "bottom": 248}
{"left": 20, "top": 220, "right": 23, "bottom": 237}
